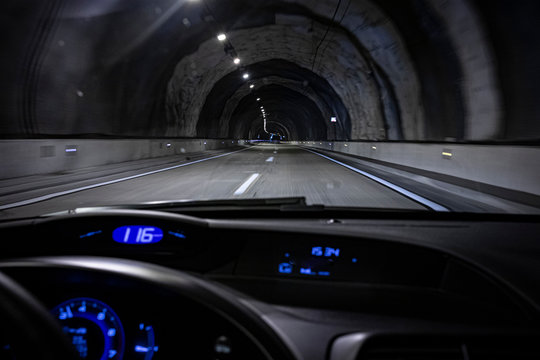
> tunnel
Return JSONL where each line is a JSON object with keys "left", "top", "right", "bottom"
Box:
{"left": 1, "top": 0, "right": 539, "bottom": 142}
{"left": 1, "top": 0, "right": 540, "bottom": 216}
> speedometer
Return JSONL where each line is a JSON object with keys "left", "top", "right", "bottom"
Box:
{"left": 51, "top": 298, "right": 125, "bottom": 360}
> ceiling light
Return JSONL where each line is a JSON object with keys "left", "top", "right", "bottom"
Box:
{"left": 256, "top": 98, "right": 260, "bottom": 101}
{"left": 249, "top": 84, "right": 254, "bottom": 89}
{"left": 217, "top": 33, "right": 227, "bottom": 41}
{"left": 242, "top": 73, "right": 249, "bottom": 79}
{"left": 233, "top": 57, "right": 240, "bottom": 64}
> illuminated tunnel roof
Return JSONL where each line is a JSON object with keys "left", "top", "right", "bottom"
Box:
{"left": 1, "top": 0, "right": 539, "bottom": 141}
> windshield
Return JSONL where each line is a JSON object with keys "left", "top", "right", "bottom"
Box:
{"left": 1, "top": 0, "right": 539, "bottom": 219}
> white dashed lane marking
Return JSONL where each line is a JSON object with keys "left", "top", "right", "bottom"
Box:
{"left": 233, "top": 173, "right": 260, "bottom": 195}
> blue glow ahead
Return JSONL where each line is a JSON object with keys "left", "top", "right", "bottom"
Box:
{"left": 318, "top": 271, "right": 331, "bottom": 276}
{"left": 80, "top": 230, "right": 102, "bottom": 239}
{"left": 113, "top": 226, "right": 163, "bottom": 244}
{"left": 168, "top": 230, "right": 186, "bottom": 239}
{"left": 279, "top": 263, "right": 292, "bottom": 274}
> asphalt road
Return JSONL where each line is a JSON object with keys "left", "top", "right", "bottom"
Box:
{"left": 1, "top": 144, "right": 429, "bottom": 218}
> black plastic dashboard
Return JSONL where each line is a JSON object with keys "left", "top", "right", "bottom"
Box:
{"left": 1, "top": 209, "right": 540, "bottom": 359}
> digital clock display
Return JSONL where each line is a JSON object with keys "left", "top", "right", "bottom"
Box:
{"left": 277, "top": 246, "right": 341, "bottom": 277}
{"left": 112, "top": 226, "right": 163, "bottom": 244}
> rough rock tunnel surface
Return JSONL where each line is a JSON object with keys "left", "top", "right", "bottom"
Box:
{"left": 1, "top": 0, "right": 539, "bottom": 142}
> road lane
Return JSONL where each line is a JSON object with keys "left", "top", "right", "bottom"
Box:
{"left": 304, "top": 148, "right": 449, "bottom": 211}
{"left": 1, "top": 144, "right": 426, "bottom": 218}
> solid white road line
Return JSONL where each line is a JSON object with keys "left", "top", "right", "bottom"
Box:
{"left": 233, "top": 173, "right": 260, "bottom": 195}
{"left": 304, "top": 148, "right": 450, "bottom": 212}
{"left": 266, "top": 156, "right": 274, "bottom": 162}
{"left": 0, "top": 147, "right": 250, "bottom": 211}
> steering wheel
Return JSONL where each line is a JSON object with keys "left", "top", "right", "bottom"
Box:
{"left": 0, "top": 256, "right": 297, "bottom": 360}
{"left": 0, "top": 271, "right": 76, "bottom": 359}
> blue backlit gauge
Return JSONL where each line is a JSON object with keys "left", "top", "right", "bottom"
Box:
{"left": 51, "top": 298, "right": 125, "bottom": 360}
{"left": 133, "top": 323, "right": 159, "bottom": 360}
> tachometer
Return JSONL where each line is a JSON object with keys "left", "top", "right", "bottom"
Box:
{"left": 51, "top": 298, "right": 125, "bottom": 360}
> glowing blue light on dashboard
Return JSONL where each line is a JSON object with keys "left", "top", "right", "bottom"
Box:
{"left": 325, "top": 247, "right": 340, "bottom": 257}
{"left": 278, "top": 263, "right": 292, "bottom": 274}
{"left": 312, "top": 246, "right": 340, "bottom": 257}
{"left": 300, "top": 267, "right": 315, "bottom": 275}
{"left": 135, "top": 345, "right": 149, "bottom": 353}
{"left": 51, "top": 298, "right": 125, "bottom": 360}
{"left": 80, "top": 230, "right": 102, "bottom": 239}
{"left": 65, "top": 327, "right": 87, "bottom": 334}
{"left": 112, "top": 226, "right": 163, "bottom": 244}
{"left": 318, "top": 271, "right": 330, "bottom": 276}
{"left": 135, "top": 345, "right": 159, "bottom": 353}
{"left": 168, "top": 230, "right": 186, "bottom": 239}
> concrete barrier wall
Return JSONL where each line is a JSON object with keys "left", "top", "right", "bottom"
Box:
{"left": 291, "top": 141, "right": 540, "bottom": 196}
{"left": 0, "top": 139, "right": 246, "bottom": 180}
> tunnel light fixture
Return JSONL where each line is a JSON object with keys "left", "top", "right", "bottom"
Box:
{"left": 442, "top": 149, "right": 453, "bottom": 159}
{"left": 242, "top": 73, "right": 249, "bottom": 79}
{"left": 371, "top": 145, "right": 377, "bottom": 150}
{"left": 330, "top": 116, "right": 337, "bottom": 123}
{"left": 249, "top": 84, "right": 254, "bottom": 89}
{"left": 233, "top": 57, "right": 240, "bottom": 64}
{"left": 217, "top": 33, "right": 227, "bottom": 41}
{"left": 256, "top": 98, "right": 261, "bottom": 101}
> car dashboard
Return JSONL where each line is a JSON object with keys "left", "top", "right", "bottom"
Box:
{"left": 1, "top": 209, "right": 540, "bottom": 359}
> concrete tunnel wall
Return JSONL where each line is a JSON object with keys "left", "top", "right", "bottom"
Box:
{"left": 2, "top": 0, "right": 539, "bottom": 143}
{"left": 0, "top": 0, "right": 539, "bottom": 186}
{"left": 295, "top": 141, "right": 540, "bottom": 197}
{"left": 0, "top": 139, "right": 244, "bottom": 179}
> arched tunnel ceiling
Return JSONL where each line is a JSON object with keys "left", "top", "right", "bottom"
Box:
{"left": 3, "top": 0, "right": 539, "bottom": 141}
{"left": 228, "top": 83, "right": 328, "bottom": 140}
{"left": 166, "top": 1, "right": 418, "bottom": 140}
{"left": 164, "top": 0, "right": 502, "bottom": 141}
{"left": 195, "top": 59, "right": 347, "bottom": 140}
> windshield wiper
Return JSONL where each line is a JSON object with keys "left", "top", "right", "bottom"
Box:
{"left": 43, "top": 197, "right": 326, "bottom": 216}
{"left": 115, "top": 197, "right": 323, "bottom": 211}
{"left": 42, "top": 197, "right": 437, "bottom": 220}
